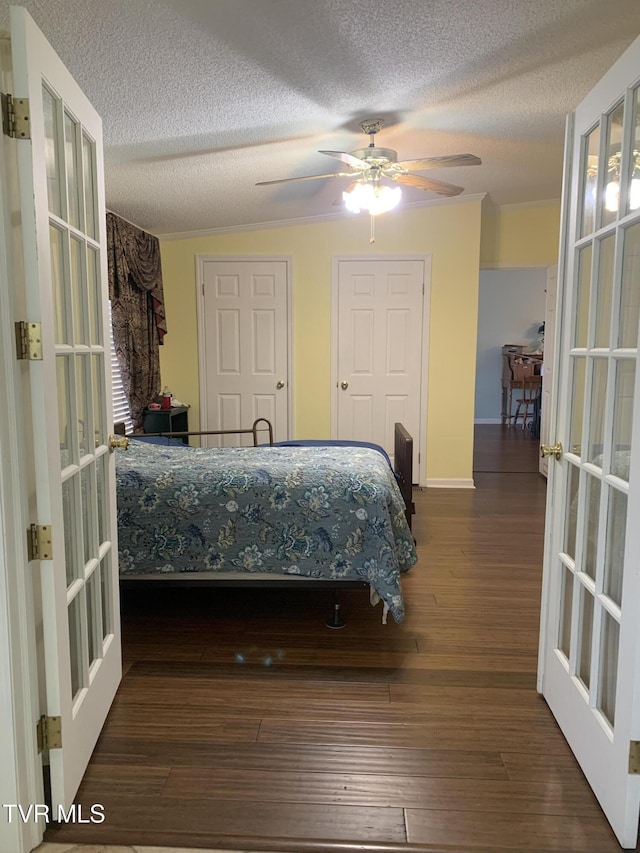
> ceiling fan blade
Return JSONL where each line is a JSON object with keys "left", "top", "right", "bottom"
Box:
{"left": 333, "top": 181, "right": 359, "bottom": 205}
{"left": 394, "top": 153, "right": 481, "bottom": 171}
{"left": 256, "top": 171, "right": 350, "bottom": 186}
{"left": 319, "top": 150, "right": 369, "bottom": 169}
{"left": 391, "top": 172, "right": 464, "bottom": 196}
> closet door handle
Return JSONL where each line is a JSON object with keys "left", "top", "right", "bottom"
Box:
{"left": 340, "top": 381, "right": 349, "bottom": 390}
{"left": 276, "top": 380, "right": 285, "bottom": 389}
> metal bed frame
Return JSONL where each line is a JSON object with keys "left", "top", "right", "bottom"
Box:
{"left": 115, "top": 419, "right": 414, "bottom": 627}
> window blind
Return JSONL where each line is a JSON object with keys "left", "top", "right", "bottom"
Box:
{"left": 109, "top": 304, "right": 134, "bottom": 435}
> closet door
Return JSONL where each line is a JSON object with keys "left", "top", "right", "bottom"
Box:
{"left": 199, "top": 257, "right": 290, "bottom": 444}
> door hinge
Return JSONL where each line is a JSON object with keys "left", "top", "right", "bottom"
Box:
{"left": 36, "top": 715, "right": 62, "bottom": 753}
{"left": 629, "top": 741, "right": 640, "bottom": 774}
{"left": 1, "top": 93, "right": 30, "bottom": 139}
{"left": 27, "top": 524, "right": 53, "bottom": 561}
{"left": 15, "top": 321, "right": 43, "bottom": 360}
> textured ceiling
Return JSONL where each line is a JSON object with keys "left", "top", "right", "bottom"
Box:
{"left": 1, "top": 0, "right": 639, "bottom": 236}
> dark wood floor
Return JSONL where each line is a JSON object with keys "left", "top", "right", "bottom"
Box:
{"left": 45, "top": 426, "right": 631, "bottom": 852}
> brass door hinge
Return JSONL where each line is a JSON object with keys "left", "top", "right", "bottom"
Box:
{"left": 1, "top": 93, "right": 30, "bottom": 139}
{"left": 36, "top": 715, "right": 62, "bottom": 753}
{"left": 15, "top": 321, "right": 42, "bottom": 360}
{"left": 27, "top": 524, "right": 53, "bottom": 561}
{"left": 629, "top": 741, "right": 640, "bottom": 774}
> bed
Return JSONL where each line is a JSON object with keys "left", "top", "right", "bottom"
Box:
{"left": 114, "top": 421, "right": 417, "bottom": 624}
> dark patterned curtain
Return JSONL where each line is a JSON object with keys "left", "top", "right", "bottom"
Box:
{"left": 106, "top": 212, "right": 167, "bottom": 429}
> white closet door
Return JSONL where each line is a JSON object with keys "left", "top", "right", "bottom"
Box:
{"left": 200, "top": 258, "right": 289, "bottom": 444}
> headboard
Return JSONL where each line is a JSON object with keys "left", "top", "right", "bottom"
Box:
{"left": 394, "top": 422, "right": 414, "bottom": 531}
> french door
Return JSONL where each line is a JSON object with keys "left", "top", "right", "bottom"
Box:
{"left": 538, "top": 33, "right": 640, "bottom": 848}
{"left": 11, "top": 7, "right": 121, "bottom": 809}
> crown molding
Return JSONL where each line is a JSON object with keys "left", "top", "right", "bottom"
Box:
{"left": 489, "top": 197, "right": 561, "bottom": 212}
{"left": 157, "top": 193, "right": 487, "bottom": 241}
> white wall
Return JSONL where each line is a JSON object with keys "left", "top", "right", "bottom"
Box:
{"left": 475, "top": 268, "right": 547, "bottom": 422}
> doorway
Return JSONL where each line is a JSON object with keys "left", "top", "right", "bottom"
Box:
{"left": 474, "top": 267, "right": 548, "bottom": 474}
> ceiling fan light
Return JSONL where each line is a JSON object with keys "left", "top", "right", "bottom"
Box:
{"left": 343, "top": 182, "right": 402, "bottom": 215}
{"left": 605, "top": 180, "right": 620, "bottom": 212}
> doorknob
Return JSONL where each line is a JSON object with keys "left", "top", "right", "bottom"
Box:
{"left": 276, "top": 380, "right": 285, "bottom": 389}
{"left": 340, "top": 380, "right": 349, "bottom": 390}
{"left": 108, "top": 434, "right": 130, "bottom": 453}
{"left": 540, "top": 442, "right": 563, "bottom": 460}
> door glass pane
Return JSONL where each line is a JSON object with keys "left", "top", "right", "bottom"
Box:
{"left": 587, "top": 359, "right": 607, "bottom": 464}
{"left": 70, "top": 236, "right": 87, "bottom": 345}
{"left": 604, "top": 488, "right": 627, "bottom": 607}
{"left": 564, "top": 463, "right": 580, "bottom": 560}
{"left": 594, "top": 235, "right": 615, "bottom": 347}
{"left": 68, "top": 594, "right": 82, "bottom": 701}
{"left": 80, "top": 464, "right": 95, "bottom": 567}
{"left": 92, "top": 354, "right": 105, "bottom": 448}
{"left": 578, "top": 587, "right": 594, "bottom": 690}
{"left": 603, "top": 101, "right": 624, "bottom": 228}
{"left": 628, "top": 86, "right": 640, "bottom": 214}
{"left": 569, "top": 357, "right": 586, "bottom": 455}
{"left": 582, "top": 474, "right": 601, "bottom": 580}
{"left": 64, "top": 110, "right": 80, "bottom": 229}
{"left": 100, "top": 554, "right": 112, "bottom": 640}
{"left": 50, "top": 225, "right": 69, "bottom": 344}
{"left": 96, "top": 454, "right": 107, "bottom": 547}
{"left": 82, "top": 132, "right": 97, "bottom": 240}
{"left": 581, "top": 124, "right": 600, "bottom": 237}
{"left": 598, "top": 611, "right": 620, "bottom": 728}
{"left": 86, "top": 569, "right": 99, "bottom": 667}
{"left": 42, "top": 84, "right": 62, "bottom": 217}
{"left": 612, "top": 360, "right": 635, "bottom": 480}
{"left": 559, "top": 564, "right": 574, "bottom": 659}
{"left": 57, "top": 356, "right": 72, "bottom": 469}
{"left": 574, "top": 246, "right": 592, "bottom": 347}
{"left": 62, "top": 477, "right": 80, "bottom": 587}
{"left": 76, "top": 354, "right": 90, "bottom": 456}
{"left": 87, "top": 246, "right": 101, "bottom": 345}
{"left": 619, "top": 222, "right": 640, "bottom": 348}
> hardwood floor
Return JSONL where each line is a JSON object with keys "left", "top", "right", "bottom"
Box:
{"left": 44, "top": 426, "right": 631, "bottom": 852}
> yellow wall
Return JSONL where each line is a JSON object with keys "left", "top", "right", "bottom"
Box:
{"left": 480, "top": 201, "right": 561, "bottom": 267}
{"left": 159, "top": 199, "right": 483, "bottom": 482}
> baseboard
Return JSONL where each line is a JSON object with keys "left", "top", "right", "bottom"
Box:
{"left": 474, "top": 418, "right": 501, "bottom": 424}
{"left": 424, "top": 478, "right": 476, "bottom": 489}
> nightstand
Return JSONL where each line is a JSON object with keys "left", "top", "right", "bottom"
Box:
{"left": 142, "top": 406, "right": 189, "bottom": 444}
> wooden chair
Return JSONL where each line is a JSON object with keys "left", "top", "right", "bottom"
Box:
{"left": 502, "top": 352, "right": 543, "bottom": 427}
{"left": 512, "top": 371, "right": 542, "bottom": 430}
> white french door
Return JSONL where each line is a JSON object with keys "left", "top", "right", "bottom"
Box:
{"left": 11, "top": 7, "right": 121, "bottom": 809}
{"left": 334, "top": 257, "right": 426, "bottom": 472}
{"left": 538, "top": 34, "right": 640, "bottom": 848}
{"left": 198, "top": 257, "right": 290, "bottom": 444}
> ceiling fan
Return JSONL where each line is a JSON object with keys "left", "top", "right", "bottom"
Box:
{"left": 256, "top": 118, "right": 482, "bottom": 204}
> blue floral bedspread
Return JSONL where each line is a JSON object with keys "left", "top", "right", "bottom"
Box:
{"left": 115, "top": 441, "right": 417, "bottom": 622}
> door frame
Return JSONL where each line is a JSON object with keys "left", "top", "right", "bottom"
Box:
{"left": 330, "top": 254, "right": 431, "bottom": 486}
{"left": 536, "top": 111, "right": 576, "bottom": 691}
{"left": 195, "top": 255, "right": 294, "bottom": 438}
{"left": 0, "top": 45, "right": 46, "bottom": 853}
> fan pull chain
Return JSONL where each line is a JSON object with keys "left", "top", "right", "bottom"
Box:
{"left": 370, "top": 214, "right": 375, "bottom": 243}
